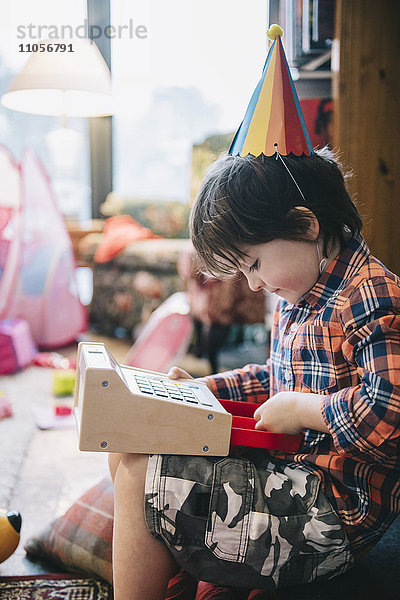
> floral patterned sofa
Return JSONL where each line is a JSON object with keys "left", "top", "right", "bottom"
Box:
{"left": 78, "top": 195, "right": 191, "bottom": 338}
{"left": 80, "top": 235, "right": 191, "bottom": 338}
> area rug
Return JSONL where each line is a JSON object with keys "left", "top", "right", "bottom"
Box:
{"left": 0, "top": 573, "right": 112, "bottom": 599}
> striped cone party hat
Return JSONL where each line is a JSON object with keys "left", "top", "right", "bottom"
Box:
{"left": 229, "top": 25, "right": 313, "bottom": 157}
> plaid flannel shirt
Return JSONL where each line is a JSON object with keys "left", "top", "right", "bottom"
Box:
{"left": 208, "top": 234, "right": 400, "bottom": 556}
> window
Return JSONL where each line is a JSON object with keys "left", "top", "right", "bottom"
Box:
{"left": 111, "top": 0, "right": 267, "bottom": 202}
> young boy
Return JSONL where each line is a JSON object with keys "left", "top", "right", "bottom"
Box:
{"left": 109, "top": 148, "right": 400, "bottom": 599}
{"left": 109, "top": 23, "right": 400, "bottom": 597}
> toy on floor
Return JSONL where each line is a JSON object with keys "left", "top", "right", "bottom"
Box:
{"left": 0, "top": 318, "right": 36, "bottom": 375}
{"left": 52, "top": 369, "right": 76, "bottom": 397}
{"left": 74, "top": 342, "right": 303, "bottom": 455}
{"left": 124, "top": 292, "right": 193, "bottom": 373}
{"left": 0, "top": 147, "right": 87, "bottom": 348}
{"left": 33, "top": 352, "right": 76, "bottom": 369}
{"left": 0, "top": 509, "right": 21, "bottom": 563}
{"left": 0, "top": 390, "right": 13, "bottom": 420}
{"left": 31, "top": 368, "right": 75, "bottom": 430}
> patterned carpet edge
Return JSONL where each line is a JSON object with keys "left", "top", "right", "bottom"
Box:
{"left": 0, "top": 573, "right": 112, "bottom": 599}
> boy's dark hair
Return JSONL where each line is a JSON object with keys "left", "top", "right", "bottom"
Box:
{"left": 190, "top": 147, "right": 363, "bottom": 277}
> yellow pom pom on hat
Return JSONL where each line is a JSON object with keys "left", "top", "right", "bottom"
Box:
{"left": 229, "top": 24, "right": 313, "bottom": 157}
{"left": 267, "top": 24, "right": 284, "bottom": 40}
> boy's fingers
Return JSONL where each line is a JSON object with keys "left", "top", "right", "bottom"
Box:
{"left": 253, "top": 400, "right": 268, "bottom": 421}
{"left": 167, "top": 367, "right": 192, "bottom": 379}
{"left": 253, "top": 406, "right": 261, "bottom": 420}
{"left": 167, "top": 367, "right": 180, "bottom": 379}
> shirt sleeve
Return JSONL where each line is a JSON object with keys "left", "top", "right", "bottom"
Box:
{"left": 321, "top": 278, "right": 400, "bottom": 461}
{"left": 206, "top": 361, "right": 271, "bottom": 404}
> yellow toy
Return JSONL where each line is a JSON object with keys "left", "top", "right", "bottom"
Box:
{"left": 0, "top": 509, "right": 21, "bottom": 563}
{"left": 52, "top": 369, "right": 76, "bottom": 397}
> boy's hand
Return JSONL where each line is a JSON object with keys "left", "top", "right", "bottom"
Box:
{"left": 253, "top": 391, "right": 329, "bottom": 435}
{"left": 167, "top": 366, "right": 213, "bottom": 392}
{"left": 167, "top": 366, "right": 193, "bottom": 380}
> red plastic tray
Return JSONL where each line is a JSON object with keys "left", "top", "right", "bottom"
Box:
{"left": 219, "top": 399, "right": 303, "bottom": 452}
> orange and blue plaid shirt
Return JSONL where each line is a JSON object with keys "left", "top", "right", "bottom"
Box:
{"left": 208, "top": 234, "right": 400, "bottom": 556}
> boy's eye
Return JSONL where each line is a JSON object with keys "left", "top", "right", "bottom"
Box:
{"left": 249, "top": 259, "right": 259, "bottom": 273}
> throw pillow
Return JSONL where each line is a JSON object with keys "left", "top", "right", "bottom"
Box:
{"left": 25, "top": 477, "right": 113, "bottom": 583}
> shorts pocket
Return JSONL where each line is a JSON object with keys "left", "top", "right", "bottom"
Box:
{"left": 205, "top": 458, "right": 254, "bottom": 563}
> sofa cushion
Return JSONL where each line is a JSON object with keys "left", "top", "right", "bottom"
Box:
{"left": 25, "top": 477, "right": 114, "bottom": 583}
{"left": 94, "top": 215, "right": 162, "bottom": 263}
{"left": 80, "top": 236, "right": 191, "bottom": 270}
{"left": 79, "top": 238, "right": 192, "bottom": 336}
{"left": 100, "top": 194, "right": 191, "bottom": 238}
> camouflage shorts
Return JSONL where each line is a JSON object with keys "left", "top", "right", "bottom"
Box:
{"left": 144, "top": 450, "right": 354, "bottom": 590}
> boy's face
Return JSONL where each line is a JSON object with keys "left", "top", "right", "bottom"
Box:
{"left": 238, "top": 238, "right": 321, "bottom": 304}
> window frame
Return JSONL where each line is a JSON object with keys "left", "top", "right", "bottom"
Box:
{"left": 87, "top": 0, "right": 113, "bottom": 218}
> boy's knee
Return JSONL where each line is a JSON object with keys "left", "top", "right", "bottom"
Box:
{"left": 108, "top": 452, "right": 125, "bottom": 483}
{"left": 120, "top": 452, "right": 148, "bottom": 468}
{"left": 118, "top": 453, "right": 149, "bottom": 486}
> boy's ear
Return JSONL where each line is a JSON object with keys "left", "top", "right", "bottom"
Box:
{"left": 292, "top": 206, "right": 320, "bottom": 241}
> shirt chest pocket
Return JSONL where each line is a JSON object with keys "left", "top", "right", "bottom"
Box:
{"left": 291, "top": 324, "right": 338, "bottom": 392}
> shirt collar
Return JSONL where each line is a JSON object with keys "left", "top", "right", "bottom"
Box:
{"left": 299, "top": 233, "right": 370, "bottom": 310}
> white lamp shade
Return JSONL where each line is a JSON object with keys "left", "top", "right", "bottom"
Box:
{"left": 1, "top": 39, "right": 113, "bottom": 117}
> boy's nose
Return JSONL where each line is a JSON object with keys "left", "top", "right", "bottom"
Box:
{"left": 246, "top": 273, "right": 263, "bottom": 292}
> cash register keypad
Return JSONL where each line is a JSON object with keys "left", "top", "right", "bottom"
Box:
{"left": 133, "top": 374, "right": 213, "bottom": 406}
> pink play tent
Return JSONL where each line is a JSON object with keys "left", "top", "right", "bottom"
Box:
{"left": 0, "top": 145, "right": 87, "bottom": 348}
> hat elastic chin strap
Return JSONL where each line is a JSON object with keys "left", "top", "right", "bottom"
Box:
{"left": 316, "top": 242, "right": 327, "bottom": 276}
{"left": 274, "top": 143, "right": 306, "bottom": 204}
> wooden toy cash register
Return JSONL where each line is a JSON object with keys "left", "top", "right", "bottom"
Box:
{"left": 74, "top": 342, "right": 302, "bottom": 456}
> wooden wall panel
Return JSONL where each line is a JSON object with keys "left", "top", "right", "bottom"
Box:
{"left": 333, "top": 0, "right": 400, "bottom": 274}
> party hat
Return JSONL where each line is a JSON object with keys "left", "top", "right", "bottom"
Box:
{"left": 229, "top": 24, "right": 313, "bottom": 157}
